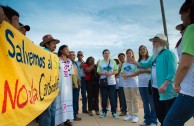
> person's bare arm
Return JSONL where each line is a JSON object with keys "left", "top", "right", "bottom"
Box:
{"left": 128, "top": 72, "right": 139, "bottom": 77}
{"left": 139, "top": 69, "right": 151, "bottom": 74}
{"left": 109, "top": 70, "right": 118, "bottom": 76}
{"left": 174, "top": 54, "right": 193, "bottom": 92}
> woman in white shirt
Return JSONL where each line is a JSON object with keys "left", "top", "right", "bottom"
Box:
{"left": 164, "top": 1, "right": 194, "bottom": 125}
{"left": 121, "top": 49, "right": 139, "bottom": 123}
{"left": 56, "top": 45, "right": 74, "bottom": 126}
{"left": 138, "top": 45, "right": 157, "bottom": 126}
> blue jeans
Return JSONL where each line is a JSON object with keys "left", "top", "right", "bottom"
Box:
{"left": 38, "top": 99, "right": 56, "bottom": 126}
{"left": 139, "top": 87, "right": 157, "bottom": 124}
{"left": 100, "top": 85, "right": 116, "bottom": 114}
{"left": 164, "top": 93, "right": 194, "bottom": 126}
{"left": 50, "top": 99, "right": 56, "bottom": 126}
{"left": 81, "top": 77, "right": 87, "bottom": 112}
{"left": 73, "top": 87, "right": 80, "bottom": 117}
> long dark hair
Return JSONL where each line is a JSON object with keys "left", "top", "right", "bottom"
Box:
{"left": 180, "top": 0, "right": 194, "bottom": 24}
{"left": 138, "top": 45, "right": 149, "bottom": 62}
{"left": 58, "top": 45, "right": 68, "bottom": 57}
{"left": 86, "top": 56, "right": 94, "bottom": 65}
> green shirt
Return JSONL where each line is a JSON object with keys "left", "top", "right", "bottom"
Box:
{"left": 182, "top": 24, "right": 194, "bottom": 56}
{"left": 180, "top": 24, "right": 194, "bottom": 97}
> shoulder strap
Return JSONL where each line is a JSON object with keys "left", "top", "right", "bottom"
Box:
{"left": 74, "top": 62, "right": 80, "bottom": 70}
{"left": 107, "top": 60, "right": 111, "bottom": 71}
{"left": 152, "top": 49, "right": 165, "bottom": 66}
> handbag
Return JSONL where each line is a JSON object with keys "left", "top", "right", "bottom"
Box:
{"left": 99, "top": 60, "right": 110, "bottom": 88}
{"left": 99, "top": 77, "right": 108, "bottom": 88}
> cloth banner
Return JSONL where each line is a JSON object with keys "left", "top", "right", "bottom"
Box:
{"left": 0, "top": 21, "right": 59, "bottom": 126}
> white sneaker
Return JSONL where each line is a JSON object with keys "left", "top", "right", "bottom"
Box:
{"left": 150, "top": 123, "right": 157, "bottom": 126}
{"left": 140, "top": 122, "right": 148, "bottom": 126}
{"left": 132, "top": 116, "right": 138, "bottom": 123}
{"left": 123, "top": 114, "right": 133, "bottom": 121}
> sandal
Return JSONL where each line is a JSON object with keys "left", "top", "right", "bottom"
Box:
{"left": 64, "top": 120, "right": 73, "bottom": 126}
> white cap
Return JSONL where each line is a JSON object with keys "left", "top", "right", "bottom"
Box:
{"left": 149, "top": 33, "right": 167, "bottom": 43}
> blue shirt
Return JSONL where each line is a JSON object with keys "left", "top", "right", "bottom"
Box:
{"left": 44, "top": 47, "right": 51, "bottom": 52}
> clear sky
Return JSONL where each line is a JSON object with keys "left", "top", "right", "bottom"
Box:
{"left": 1, "top": 0, "right": 185, "bottom": 61}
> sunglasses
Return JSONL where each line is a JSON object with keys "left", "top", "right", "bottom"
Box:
{"left": 77, "top": 54, "right": 83, "bottom": 56}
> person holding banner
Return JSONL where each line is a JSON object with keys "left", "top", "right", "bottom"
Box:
{"left": 19, "top": 22, "right": 30, "bottom": 36}
{"left": 56, "top": 45, "right": 74, "bottom": 126}
{"left": 39, "top": 34, "right": 60, "bottom": 126}
{"left": 0, "top": 6, "right": 5, "bottom": 24}
{"left": 0, "top": 5, "right": 19, "bottom": 29}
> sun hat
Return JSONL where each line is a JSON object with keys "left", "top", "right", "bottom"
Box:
{"left": 39, "top": 34, "right": 60, "bottom": 47}
{"left": 149, "top": 33, "right": 167, "bottom": 43}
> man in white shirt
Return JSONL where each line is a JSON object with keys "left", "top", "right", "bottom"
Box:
{"left": 76, "top": 51, "right": 88, "bottom": 113}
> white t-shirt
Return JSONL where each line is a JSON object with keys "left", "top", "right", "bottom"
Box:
{"left": 117, "top": 64, "right": 124, "bottom": 87}
{"left": 138, "top": 60, "right": 151, "bottom": 87}
{"left": 118, "top": 72, "right": 124, "bottom": 87}
{"left": 177, "top": 28, "right": 194, "bottom": 97}
{"left": 97, "top": 59, "right": 117, "bottom": 85}
{"left": 180, "top": 61, "right": 194, "bottom": 97}
{"left": 177, "top": 42, "right": 194, "bottom": 96}
{"left": 151, "top": 65, "right": 158, "bottom": 89}
{"left": 121, "top": 62, "right": 138, "bottom": 87}
{"left": 176, "top": 39, "right": 183, "bottom": 61}
{"left": 116, "top": 78, "right": 119, "bottom": 89}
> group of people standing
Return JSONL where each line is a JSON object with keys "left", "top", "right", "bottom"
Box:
{"left": 1, "top": 0, "right": 194, "bottom": 126}
{"left": 96, "top": 46, "right": 156, "bottom": 125}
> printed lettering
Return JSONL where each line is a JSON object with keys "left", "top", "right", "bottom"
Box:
{"left": 1, "top": 79, "right": 39, "bottom": 113}
{"left": 2, "top": 80, "right": 18, "bottom": 113}
{"left": 6, "top": 29, "right": 15, "bottom": 58}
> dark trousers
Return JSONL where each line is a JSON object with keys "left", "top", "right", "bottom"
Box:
{"left": 100, "top": 85, "right": 116, "bottom": 114}
{"left": 86, "top": 80, "right": 99, "bottom": 111}
{"left": 117, "top": 87, "right": 127, "bottom": 113}
{"left": 73, "top": 87, "right": 80, "bottom": 117}
{"left": 81, "top": 77, "right": 87, "bottom": 112}
{"left": 152, "top": 88, "right": 176, "bottom": 126}
{"left": 115, "top": 89, "right": 119, "bottom": 109}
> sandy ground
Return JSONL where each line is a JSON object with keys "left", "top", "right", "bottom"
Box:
{"left": 27, "top": 93, "right": 194, "bottom": 126}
